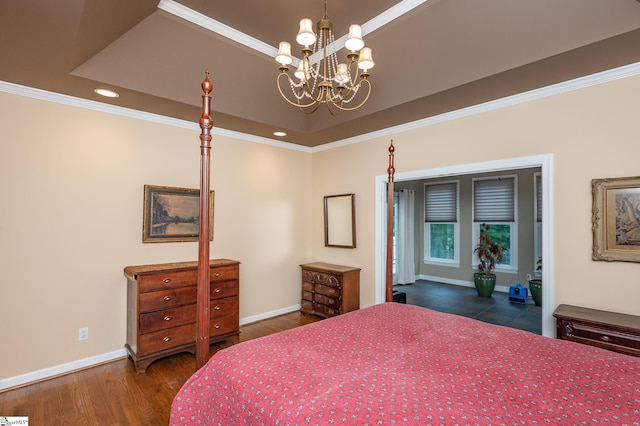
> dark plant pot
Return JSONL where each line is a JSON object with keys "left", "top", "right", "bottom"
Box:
{"left": 474, "top": 272, "right": 496, "bottom": 297}
{"left": 529, "top": 279, "right": 542, "bottom": 306}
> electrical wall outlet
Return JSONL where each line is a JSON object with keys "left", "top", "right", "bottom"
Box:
{"left": 79, "top": 327, "right": 89, "bottom": 341}
{"left": 525, "top": 274, "right": 532, "bottom": 281}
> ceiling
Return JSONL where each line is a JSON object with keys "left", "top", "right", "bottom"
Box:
{"left": 2, "top": 0, "right": 640, "bottom": 147}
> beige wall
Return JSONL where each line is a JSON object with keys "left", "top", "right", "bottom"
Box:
{"left": 2, "top": 70, "right": 640, "bottom": 385}
{"left": 311, "top": 73, "right": 640, "bottom": 315}
{"left": 0, "top": 91, "right": 311, "bottom": 381}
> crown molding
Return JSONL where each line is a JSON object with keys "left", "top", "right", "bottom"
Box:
{"left": 2, "top": 61, "right": 639, "bottom": 154}
{"left": 313, "top": 61, "right": 640, "bottom": 152}
{"left": 0, "top": 80, "right": 312, "bottom": 152}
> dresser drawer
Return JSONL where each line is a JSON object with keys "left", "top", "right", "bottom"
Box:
{"left": 562, "top": 321, "right": 640, "bottom": 352}
{"left": 137, "top": 322, "right": 197, "bottom": 356}
{"left": 314, "top": 293, "right": 339, "bottom": 308}
{"left": 312, "top": 272, "right": 340, "bottom": 287}
{"left": 314, "top": 303, "right": 339, "bottom": 318}
{"left": 211, "top": 264, "right": 239, "bottom": 282}
{"left": 140, "top": 304, "right": 196, "bottom": 334}
{"left": 302, "top": 270, "right": 315, "bottom": 283}
{"left": 210, "top": 295, "right": 239, "bottom": 320}
{"left": 139, "top": 286, "right": 196, "bottom": 312}
{"left": 210, "top": 279, "right": 239, "bottom": 300}
{"left": 209, "top": 307, "right": 239, "bottom": 337}
{"left": 301, "top": 299, "right": 314, "bottom": 314}
{"left": 139, "top": 269, "right": 198, "bottom": 293}
{"left": 316, "top": 283, "right": 340, "bottom": 298}
{"left": 302, "top": 290, "right": 313, "bottom": 302}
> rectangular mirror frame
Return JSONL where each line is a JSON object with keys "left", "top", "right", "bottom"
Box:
{"left": 324, "top": 193, "right": 356, "bottom": 248}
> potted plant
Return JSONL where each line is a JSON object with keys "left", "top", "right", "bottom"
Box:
{"left": 473, "top": 223, "right": 506, "bottom": 297}
{"left": 528, "top": 257, "right": 542, "bottom": 306}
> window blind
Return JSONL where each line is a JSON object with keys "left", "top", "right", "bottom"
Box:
{"left": 473, "top": 177, "right": 515, "bottom": 222}
{"left": 424, "top": 182, "right": 457, "bottom": 222}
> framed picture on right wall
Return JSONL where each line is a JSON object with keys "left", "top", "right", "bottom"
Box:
{"left": 592, "top": 175, "right": 640, "bottom": 263}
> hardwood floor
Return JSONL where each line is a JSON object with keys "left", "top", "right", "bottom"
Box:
{"left": 0, "top": 312, "right": 320, "bottom": 425}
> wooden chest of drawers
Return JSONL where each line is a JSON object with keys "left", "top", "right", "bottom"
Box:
{"left": 300, "top": 262, "right": 360, "bottom": 319}
{"left": 124, "top": 259, "right": 240, "bottom": 373}
{"left": 553, "top": 304, "right": 640, "bottom": 357}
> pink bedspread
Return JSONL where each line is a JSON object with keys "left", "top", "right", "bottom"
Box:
{"left": 170, "top": 303, "right": 640, "bottom": 425}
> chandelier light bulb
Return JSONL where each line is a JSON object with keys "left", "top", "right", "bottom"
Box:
{"left": 296, "top": 18, "right": 316, "bottom": 46}
{"left": 334, "top": 63, "right": 350, "bottom": 85}
{"left": 357, "top": 47, "right": 375, "bottom": 71}
{"left": 345, "top": 25, "right": 364, "bottom": 52}
{"left": 295, "top": 58, "right": 311, "bottom": 82}
{"left": 276, "top": 42, "right": 293, "bottom": 65}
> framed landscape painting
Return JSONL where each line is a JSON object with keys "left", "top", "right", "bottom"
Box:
{"left": 142, "top": 185, "right": 214, "bottom": 243}
{"left": 592, "top": 176, "right": 640, "bottom": 262}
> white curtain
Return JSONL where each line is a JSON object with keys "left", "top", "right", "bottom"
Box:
{"left": 396, "top": 189, "right": 416, "bottom": 284}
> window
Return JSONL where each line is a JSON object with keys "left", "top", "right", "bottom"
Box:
{"left": 424, "top": 181, "right": 459, "bottom": 265}
{"left": 534, "top": 172, "right": 542, "bottom": 276}
{"left": 472, "top": 176, "right": 518, "bottom": 272}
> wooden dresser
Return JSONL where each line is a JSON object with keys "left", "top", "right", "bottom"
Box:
{"left": 300, "top": 262, "right": 360, "bottom": 318}
{"left": 124, "top": 259, "right": 240, "bottom": 373}
{"left": 553, "top": 304, "right": 640, "bottom": 357}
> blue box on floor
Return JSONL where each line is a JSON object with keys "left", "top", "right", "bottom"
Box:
{"left": 508, "top": 284, "right": 528, "bottom": 304}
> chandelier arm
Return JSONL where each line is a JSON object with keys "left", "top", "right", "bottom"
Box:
{"left": 277, "top": 73, "right": 321, "bottom": 109}
{"left": 299, "top": 100, "right": 323, "bottom": 115}
{"left": 328, "top": 79, "right": 372, "bottom": 112}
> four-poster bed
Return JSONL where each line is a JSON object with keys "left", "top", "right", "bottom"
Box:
{"left": 170, "top": 77, "right": 640, "bottom": 425}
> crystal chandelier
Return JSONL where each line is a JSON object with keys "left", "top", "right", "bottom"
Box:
{"left": 275, "top": 0, "right": 375, "bottom": 115}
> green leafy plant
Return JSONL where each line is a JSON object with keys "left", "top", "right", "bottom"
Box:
{"left": 474, "top": 223, "right": 506, "bottom": 275}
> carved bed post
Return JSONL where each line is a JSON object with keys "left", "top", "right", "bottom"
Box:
{"left": 386, "top": 140, "right": 395, "bottom": 302}
{"left": 196, "top": 72, "right": 213, "bottom": 369}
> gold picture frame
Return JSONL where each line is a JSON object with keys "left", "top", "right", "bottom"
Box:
{"left": 142, "top": 185, "right": 214, "bottom": 243}
{"left": 592, "top": 176, "right": 640, "bottom": 262}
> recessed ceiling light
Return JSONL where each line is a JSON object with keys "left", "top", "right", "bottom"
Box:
{"left": 273, "top": 131, "right": 287, "bottom": 137}
{"left": 94, "top": 88, "right": 120, "bottom": 98}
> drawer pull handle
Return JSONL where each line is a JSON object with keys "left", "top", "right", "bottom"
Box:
{"left": 163, "top": 336, "right": 171, "bottom": 342}
{"left": 214, "top": 288, "right": 222, "bottom": 293}
{"left": 163, "top": 296, "right": 172, "bottom": 301}
{"left": 214, "top": 305, "right": 222, "bottom": 311}
{"left": 163, "top": 278, "right": 172, "bottom": 283}
{"left": 601, "top": 335, "right": 611, "bottom": 342}
{"left": 163, "top": 316, "right": 172, "bottom": 321}
{"left": 213, "top": 324, "right": 221, "bottom": 329}
{"left": 214, "top": 272, "right": 221, "bottom": 277}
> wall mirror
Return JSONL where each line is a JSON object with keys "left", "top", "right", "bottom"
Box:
{"left": 324, "top": 193, "right": 356, "bottom": 248}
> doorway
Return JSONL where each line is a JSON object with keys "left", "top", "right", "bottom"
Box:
{"left": 375, "top": 154, "right": 555, "bottom": 337}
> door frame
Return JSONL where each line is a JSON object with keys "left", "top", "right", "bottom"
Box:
{"left": 375, "top": 154, "right": 555, "bottom": 337}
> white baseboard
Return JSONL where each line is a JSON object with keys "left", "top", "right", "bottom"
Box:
{"left": 416, "top": 274, "right": 510, "bottom": 294}
{"left": 240, "top": 304, "right": 301, "bottom": 325}
{"left": 1, "top": 307, "right": 303, "bottom": 391}
{"left": 0, "top": 349, "right": 128, "bottom": 392}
